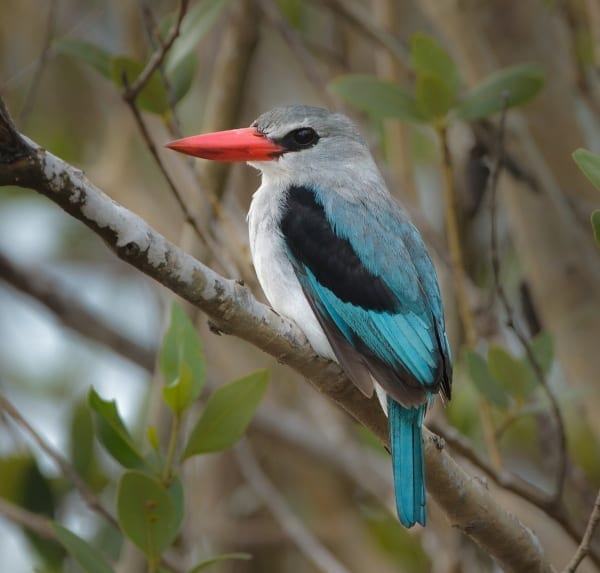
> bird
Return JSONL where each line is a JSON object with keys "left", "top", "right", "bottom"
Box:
{"left": 166, "top": 105, "right": 452, "bottom": 527}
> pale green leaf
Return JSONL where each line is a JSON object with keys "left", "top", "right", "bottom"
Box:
{"left": 529, "top": 332, "right": 554, "bottom": 375}
{"left": 488, "top": 346, "right": 535, "bottom": 403}
{"left": 52, "top": 524, "right": 115, "bottom": 573}
{"left": 88, "top": 388, "right": 145, "bottom": 469}
{"left": 456, "top": 63, "right": 544, "bottom": 120}
{"left": 166, "top": 0, "right": 231, "bottom": 75}
{"left": 116, "top": 470, "right": 180, "bottom": 559}
{"left": 573, "top": 148, "right": 600, "bottom": 191}
{"left": 187, "top": 553, "right": 251, "bottom": 572}
{"left": 410, "top": 32, "right": 460, "bottom": 94}
{"left": 415, "top": 73, "right": 455, "bottom": 121}
{"left": 464, "top": 349, "right": 509, "bottom": 409}
{"left": 183, "top": 370, "right": 269, "bottom": 459}
{"left": 159, "top": 302, "right": 205, "bottom": 413}
{"left": 53, "top": 38, "right": 112, "bottom": 78}
{"left": 329, "top": 75, "right": 427, "bottom": 123}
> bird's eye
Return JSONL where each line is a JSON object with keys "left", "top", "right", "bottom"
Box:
{"left": 291, "top": 128, "right": 318, "bottom": 147}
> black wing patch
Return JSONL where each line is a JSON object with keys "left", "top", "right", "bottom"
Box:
{"left": 280, "top": 186, "right": 397, "bottom": 312}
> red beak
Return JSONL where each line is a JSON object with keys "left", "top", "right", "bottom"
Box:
{"left": 165, "top": 127, "right": 284, "bottom": 162}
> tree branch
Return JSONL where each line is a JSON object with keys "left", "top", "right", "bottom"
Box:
{"left": 0, "top": 97, "right": 554, "bottom": 573}
{"left": 0, "top": 250, "right": 156, "bottom": 371}
{"left": 564, "top": 488, "right": 600, "bottom": 573}
{"left": 122, "top": 0, "right": 189, "bottom": 104}
{"left": 235, "top": 441, "right": 352, "bottom": 573}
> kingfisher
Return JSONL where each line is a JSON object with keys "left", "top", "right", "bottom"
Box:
{"left": 166, "top": 105, "right": 452, "bottom": 527}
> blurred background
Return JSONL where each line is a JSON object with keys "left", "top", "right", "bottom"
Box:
{"left": 1, "top": 0, "right": 600, "bottom": 571}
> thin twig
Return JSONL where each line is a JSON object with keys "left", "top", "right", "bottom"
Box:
{"left": 488, "top": 98, "right": 568, "bottom": 504}
{"left": 564, "top": 488, "right": 600, "bottom": 573}
{"left": 0, "top": 250, "right": 156, "bottom": 371}
{"left": 122, "top": 0, "right": 189, "bottom": 104}
{"left": 315, "top": 0, "right": 411, "bottom": 71}
{"left": 0, "top": 497, "right": 55, "bottom": 539}
{"left": 438, "top": 125, "right": 502, "bottom": 468}
{"left": 0, "top": 392, "right": 118, "bottom": 528}
{"left": 257, "top": 0, "right": 337, "bottom": 109}
{"left": 139, "top": 0, "right": 184, "bottom": 138}
{"left": 18, "top": 0, "right": 57, "bottom": 125}
{"left": 122, "top": 85, "right": 238, "bottom": 277}
{"left": 235, "top": 441, "right": 352, "bottom": 573}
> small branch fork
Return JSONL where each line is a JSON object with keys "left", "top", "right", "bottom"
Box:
{"left": 122, "top": 0, "right": 189, "bottom": 104}
{"left": 118, "top": 0, "right": 237, "bottom": 277}
{"left": 488, "top": 97, "right": 568, "bottom": 505}
{"left": 564, "top": 489, "right": 600, "bottom": 573}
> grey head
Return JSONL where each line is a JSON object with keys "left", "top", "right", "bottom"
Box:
{"left": 248, "top": 105, "right": 382, "bottom": 192}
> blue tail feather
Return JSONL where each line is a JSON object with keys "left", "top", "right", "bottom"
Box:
{"left": 388, "top": 398, "right": 426, "bottom": 527}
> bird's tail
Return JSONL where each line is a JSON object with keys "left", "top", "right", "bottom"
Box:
{"left": 388, "top": 398, "right": 426, "bottom": 527}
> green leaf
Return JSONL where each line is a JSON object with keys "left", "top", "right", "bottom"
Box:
{"left": 159, "top": 302, "right": 205, "bottom": 413}
{"left": 573, "top": 148, "right": 600, "bottom": 191}
{"left": 70, "top": 399, "right": 95, "bottom": 479}
{"left": 169, "top": 477, "right": 185, "bottom": 540}
{"left": 88, "top": 388, "right": 146, "bottom": 469}
{"left": 183, "top": 370, "right": 269, "bottom": 459}
{"left": 163, "top": 362, "right": 195, "bottom": 415}
{"left": 168, "top": 52, "right": 197, "bottom": 104}
{"left": 166, "top": 0, "right": 231, "bottom": 76}
{"left": 464, "top": 349, "right": 509, "bottom": 409}
{"left": 187, "top": 553, "right": 252, "bottom": 572}
{"left": 53, "top": 38, "right": 112, "bottom": 78}
{"left": 329, "top": 75, "right": 427, "bottom": 123}
{"left": 592, "top": 210, "right": 600, "bottom": 246}
{"left": 276, "top": 0, "right": 306, "bottom": 29}
{"left": 488, "top": 345, "right": 535, "bottom": 403}
{"left": 529, "top": 332, "right": 554, "bottom": 375}
{"left": 52, "top": 524, "right": 115, "bottom": 573}
{"left": 456, "top": 63, "right": 545, "bottom": 120}
{"left": 117, "top": 470, "right": 181, "bottom": 559}
{"left": 410, "top": 32, "right": 460, "bottom": 94}
{"left": 111, "top": 56, "right": 169, "bottom": 115}
{"left": 415, "top": 73, "right": 455, "bottom": 121}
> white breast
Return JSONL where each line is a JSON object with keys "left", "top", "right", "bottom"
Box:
{"left": 248, "top": 182, "right": 336, "bottom": 361}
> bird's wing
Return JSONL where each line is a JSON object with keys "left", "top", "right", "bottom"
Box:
{"left": 280, "top": 186, "right": 451, "bottom": 406}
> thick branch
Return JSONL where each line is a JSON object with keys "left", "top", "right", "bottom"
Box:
{"left": 0, "top": 99, "right": 553, "bottom": 573}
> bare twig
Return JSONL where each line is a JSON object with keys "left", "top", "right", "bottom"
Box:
{"left": 564, "top": 488, "right": 600, "bottom": 573}
{"left": 138, "top": 0, "right": 184, "bottom": 138}
{"left": 18, "top": 0, "right": 57, "bottom": 125}
{"left": 488, "top": 100, "right": 568, "bottom": 504}
{"left": 0, "top": 392, "right": 118, "bottom": 528}
{"left": 122, "top": 83, "right": 238, "bottom": 278}
{"left": 439, "top": 125, "right": 502, "bottom": 468}
{"left": 315, "top": 0, "right": 411, "bottom": 71}
{"left": 251, "top": 407, "right": 393, "bottom": 507}
{"left": 0, "top": 250, "right": 156, "bottom": 371}
{"left": 0, "top": 99, "right": 557, "bottom": 573}
{"left": 122, "top": 0, "right": 189, "bottom": 104}
{"left": 257, "top": 0, "right": 337, "bottom": 109}
{"left": 235, "top": 441, "right": 352, "bottom": 573}
{"left": 0, "top": 497, "right": 55, "bottom": 540}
